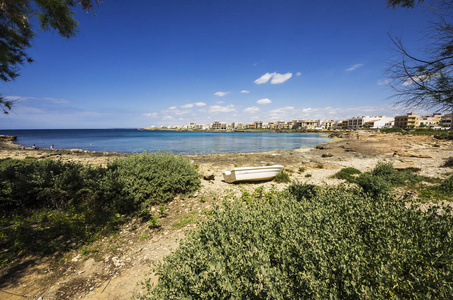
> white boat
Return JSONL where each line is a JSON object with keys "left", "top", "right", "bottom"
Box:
{"left": 222, "top": 165, "right": 284, "bottom": 183}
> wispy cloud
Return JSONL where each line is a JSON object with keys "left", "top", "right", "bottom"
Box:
{"left": 208, "top": 104, "right": 236, "bottom": 113}
{"left": 255, "top": 72, "right": 293, "bottom": 84}
{"left": 143, "top": 112, "right": 158, "bottom": 118}
{"left": 257, "top": 98, "right": 272, "bottom": 105}
{"left": 214, "top": 91, "right": 230, "bottom": 97}
{"left": 194, "top": 102, "right": 206, "bottom": 106}
{"left": 244, "top": 106, "right": 260, "bottom": 113}
{"left": 345, "top": 64, "right": 364, "bottom": 72}
{"left": 255, "top": 73, "right": 274, "bottom": 84}
{"left": 180, "top": 104, "right": 194, "bottom": 108}
{"left": 377, "top": 78, "right": 391, "bottom": 85}
{"left": 240, "top": 90, "right": 250, "bottom": 94}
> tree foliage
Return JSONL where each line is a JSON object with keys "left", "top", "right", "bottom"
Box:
{"left": 0, "top": 0, "right": 100, "bottom": 113}
{"left": 387, "top": 0, "right": 453, "bottom": 114}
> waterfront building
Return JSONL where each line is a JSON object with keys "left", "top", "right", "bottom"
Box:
{"left": 440, "top": 113, "right": 452, "bottom": 128}
{"left": 419, "top": 114, "right": 442, "bottom": 127}
{"left": 277, "top": 120, "right": 287, "bottom": 129}
{"left": 293, "top": 120, "right": 317, "bottom": 129}
{"left": 254, "top": 121, "right": 263, "bottom": 129}
{"left": 212, "top": 121, "right": 227, "bottom": 130}
{"left": 394, "top": 113, "right": 420, "bottom": 129}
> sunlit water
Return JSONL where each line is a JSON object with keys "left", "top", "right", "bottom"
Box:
{"left": 0, "top": 129, "right": 330, "bottom": 155}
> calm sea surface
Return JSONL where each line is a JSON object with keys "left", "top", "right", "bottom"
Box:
{"left": 0, "top": 129, "right": 330, "bottom": 155}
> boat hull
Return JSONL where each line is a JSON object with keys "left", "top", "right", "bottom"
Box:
{"left": 222, "top": 165, "right": 284, "bottom": 183}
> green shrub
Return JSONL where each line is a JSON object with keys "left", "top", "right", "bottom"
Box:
{"left": 108, "top": 152, "right": 200, "bottom": 209}
{"left": 439, "top": 175, "right": 453, "bottom": 193}
{"left": 354, "top": 162, "right": 421, "bottom": 196}
{"left": 274, "top": 170, "right": 290, "bottom": 183}
{"left": 287, "top": 182, "right": 318, "bottom": 200}
{"left": 139, "top": 186, "right": 453, "bottom": 299}
{"left": 333, "top": 167, "right": 361, "bottom": 182}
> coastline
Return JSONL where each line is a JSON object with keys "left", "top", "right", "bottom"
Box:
{"left": 1, "top": 132, "right": 452, "bottom": 299}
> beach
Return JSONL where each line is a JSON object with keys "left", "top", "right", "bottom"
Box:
{"left": 0, "top": 132, "right": 452, "bottom": 299}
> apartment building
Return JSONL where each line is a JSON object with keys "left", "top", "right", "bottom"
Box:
{"left": 419, "top": 114, "right": 442, "bottom": 127}
{"left": 211, "top": 121, "right": 227, "bottom": 130}
{"left": 293, "top": 120, "right": 317, "bottom": 129}
{"left": 254, "top": 121, "right": 263, "bottom": 129}
{"left": 440, "top": 113, "right": 452, "bottom": 128}
{"left": 394, "top": 113, "right": 420, "bottom": 129}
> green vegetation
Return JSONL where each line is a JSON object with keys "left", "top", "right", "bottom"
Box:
{"left": 333, "top": 162, "right": 453, "bottom": 201}
{"left": 172, "top": 211, "right": 198, "bottom": 229}
{"left": 273, "top": 170, "right": 291, "bottom": 183}
{"left": 139, "top": 184, "right": 453, "bottom": 299}
{"left": 0, "top": 152, "right": 200, "bottom": 269}
{"left": 332, "top": 167, "right": 361, "bottom": 181}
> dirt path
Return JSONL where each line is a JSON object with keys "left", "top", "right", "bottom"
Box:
{"left": 0, "top": 132, "right": 452, "bottom": 299}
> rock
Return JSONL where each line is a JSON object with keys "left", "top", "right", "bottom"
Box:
{"left": 315, "top": 145, "right": 328, "bottom": 149}
{"left": 203, "top": 174, "right": 215, "bottom": 181}
{"left": 321, "top": 153, "right": 333, "bottom": 158}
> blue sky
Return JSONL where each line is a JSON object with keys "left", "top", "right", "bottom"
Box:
{"left": 1, "top": 0, "right": 435, "bottom": 129}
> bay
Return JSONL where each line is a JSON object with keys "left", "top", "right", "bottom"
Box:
{"left": 0, "top": 129, "right": 330, "bottom": 155}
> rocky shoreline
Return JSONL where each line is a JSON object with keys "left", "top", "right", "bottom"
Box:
{"left": 0, "top": 132, "right": 452, "bottom": 299}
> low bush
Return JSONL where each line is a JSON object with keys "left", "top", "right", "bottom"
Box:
{"left": 0, "top": 153, "right": 200, "bottom": 267}
{"left": 108, "top": 152, "right": 200, "bottom": 209}
{"left": 354, "top": 162, "right": 421, "bottom": 197}
{"left": 332, "top": 167, "right": 361, "bottom": 182}
{"left": 139, "top": 185, "right": 453, "bottom": 299}
{"left": 274, "top": 170, "right": 290, "bottom": 183}
{"left": 439, "top": 175, "right": 453, "bottom": 193}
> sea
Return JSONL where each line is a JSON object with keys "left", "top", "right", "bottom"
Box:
{"left": 0, "top": 129, "right": 331, "bottom": 155}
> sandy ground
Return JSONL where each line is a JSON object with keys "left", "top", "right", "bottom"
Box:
{"left": 0, "top": 132, "right": 452, "bottom": 299}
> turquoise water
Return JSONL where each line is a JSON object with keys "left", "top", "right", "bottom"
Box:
{"left": 0, "top": 129, "right": 330, "bottom": 155}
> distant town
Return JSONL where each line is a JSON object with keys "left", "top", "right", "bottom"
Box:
{"left": 143, "top": 112, "right": 453, "bottom": 131}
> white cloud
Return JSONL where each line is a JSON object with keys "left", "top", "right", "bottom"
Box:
{"left": 271, "top": 72, "right": 292, "bottom": 84}
{"left": 254, "top": 72, "right": 293, "bottom": 84}
{"left": 180, "top": 103, "right": 194, "bottom": 108}
{"left": 377, "top": 78, "right": 391, "bottom": 85}
{"left": 244, "top": 106, "right": 260, "bottom": 113}
{"left": 208, "top": 104, "right": 236, "bottom": 113}
{"left": 240, "top": 90, "right": 250, "bottom": 94}
{"left": 216, "top": 101, "right": 225, "bottom": 104}
{"left": 254, "top": 73, "right": 273, "bottom": 84}
{"left": 257, "top": 98, "right": 272, "bottom": 105}
{"left": 346, "top": 64, "right": 364, "bottom": 72}
{"left": 194, "top": 102, "right": 206, "bottom": 106}
{"left": 163, "top": 115, "right": 174, "bottom": 120}
{"left": 296, "top": 72, "right": 302, "bottom": 76}
{"left": 143, "top": 112, "right": 158, "bottom": 118}
{"left": 168, "top": 106, "right": 177, "bottom": 110}
{"left": 214, "top": 91, "right": 229, "bottom": 97}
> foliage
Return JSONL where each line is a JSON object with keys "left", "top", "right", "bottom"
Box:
{"left": 379, "top": 126, "right": 404, "bottom": 133}
{"left": 387, "top": 0, "right": 453, "bottom": 116}
{"left": 354, "top": 162, "right": 421, "bottom": 197}
{"left": 139, "top": 185, "right": 453, "bottom": 299}
{"left": 273, "top": 170, "right": 291, "bottom": 183}
{"left": 108, "top": 152, "right": 200, "bottom": 209}
{"left": 439, "top": 175, "right": 453, "bottom": 193}
{"left": 0, "top": 153, "right": 200, "bottom": 268}
{"left": 333, "top": 167, "right": 362, "bottom": 182}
